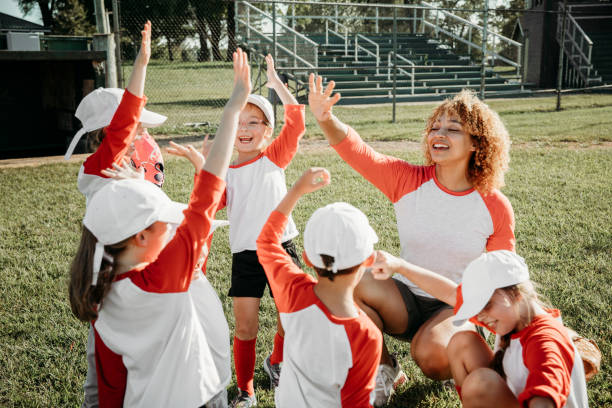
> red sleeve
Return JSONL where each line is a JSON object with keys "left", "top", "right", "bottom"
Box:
{"left": 341, "top": 317, "right": 383, "bottom": 407}
{"left": 480, "top": 190, "right": 515, "bottom": 252}
{"left": 126, "top": 170, "right": 226, "bottom": 293}
{"left": 263, "top": 105, "right": 305, "bottom": 169}
{"left": 518, "top": 323, "right": 575, "bottom": 408}
{"left": 256, "top": 210, "right": 317, "bottom": 313}
{"left": 94, "top": 326, "right": 126, "bottom": 408}
{"left": 332, "top": 127, "right": 433, "bottom": 203}
{"left": 82, "top": 89, "right": 146, "bottom": 178}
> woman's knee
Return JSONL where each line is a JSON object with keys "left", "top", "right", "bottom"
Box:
{"left": 234, "top": 317, "right": 259, "bottom": 339}
{"left": 447, "top": 330, "right": 482, "bottom": 358}
{"left": 411, "top": 340, "right": 449, "bottom": 380}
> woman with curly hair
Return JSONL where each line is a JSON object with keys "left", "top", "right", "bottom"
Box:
{"left": 308, "top": 75, "right": 515, "bottom": 407}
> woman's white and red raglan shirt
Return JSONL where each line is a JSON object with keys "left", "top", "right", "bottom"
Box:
{"left": 257, "top": 211, "right": 383, "bottom": 408}
{"left": 500, "top": 311, "right": 588, "bottom": 407}
{"left": 77, "top": 89, "right": 145, "bottom": 204}
{"left": 332, "top": 128, "right": 515, "bottom": 297}
{"left": 219, "top": 105, "right": 305, "bottom": 253}
{"left": 93, "top": 170, "right": 229, "bottom": 408}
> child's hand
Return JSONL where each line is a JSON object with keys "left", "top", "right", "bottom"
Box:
{"left": 101, "top": 157, "right": 145, "bottom": 180}
{"left": 308, "top": 73, "right": 341, "bottom": 122}
{"left": 167, "top": 141, "right": 205, "bottom": 172}
{"left": 265, "top": 54, "right": 283, "bottom": 89}
{"left": 293, "top": 167, "right": 331, "bottom": 195}
{"left": 227, "top": 48, "right": 251, "bottom": 111}
{"left": 134, "top": 20, "right": 151, "bottom": 67}
{"left": 370, "top": 250, "right": 402, "bottom": 280}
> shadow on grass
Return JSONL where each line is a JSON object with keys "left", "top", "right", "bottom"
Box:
{"left": 392, "top": 379, "right": 460, "bottom": 407}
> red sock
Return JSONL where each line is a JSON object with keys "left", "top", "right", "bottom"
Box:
{"left": 269, "top": 332, "right": 284, "bottom": 365}
{"left": 455, "top": 385, "right": 462, "bottom": 400}
{"left": 233, "top": 337, "right": 256, "bottom": 396}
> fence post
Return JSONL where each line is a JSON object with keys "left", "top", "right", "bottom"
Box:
{"left": 376, "top": 7, "right": 379, "bottom": 33}
{"left": 272, "top": 4, "right": 277, "bottom": 124}
{"left": 93, "top": 0, "right": 117, "bottom": 87}
{"left": 480, "top": 1, "right": 489, "bottom": 100}
{"left": 556, "top": 0, "right": 568, "bottom": 111}
{"left": 392, "top": 8, "right": 397, "bottom": 123}
{"left": 111, "top": 0, "right": 122, "bottom": 87}
{"left": 335, "top": 5, "right": 339, "bottom": 31}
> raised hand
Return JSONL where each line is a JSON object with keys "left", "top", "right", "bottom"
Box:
{"left": 227, "top": 48, "right": 251, "bottom": 111}
{"left": 101, "top": 157, "right": 145, "bottom": 181}
{"left": 167, "top": 140, "right": 205, "bottom": 172}
{"left": 292, "top": 167, "right": 331, "bottom": 196}
{"left": 265, "top": 54, "right": 283, "bottom": 89}
{"left": 135, "top": 20, "right": 151, "bottom": 67}
{"left": 308, "top": 73, "right": 341, "bottom": 122}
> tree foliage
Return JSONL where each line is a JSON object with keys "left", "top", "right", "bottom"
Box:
{"left": 18, "top": 0, "right": 94, "bottom": 34}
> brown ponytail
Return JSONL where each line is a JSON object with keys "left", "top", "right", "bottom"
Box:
{"left": 68, "top": 226, "right": 131, "bottom": 322}
{"left": 313, "top": 254, "right": 360, "bottom": 281}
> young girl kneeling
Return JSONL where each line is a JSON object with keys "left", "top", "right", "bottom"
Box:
{"left": 256, "top": 168, "right": 383, "bottom": 408}
{"left": 371, "top": 250, "right": 589, "bottom": 408}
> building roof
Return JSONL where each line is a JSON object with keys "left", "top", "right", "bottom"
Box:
{"left": 0, "top": 12, "right": 49, "bottom": 33}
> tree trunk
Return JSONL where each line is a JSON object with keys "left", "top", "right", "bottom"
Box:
{"left": 226, "top": 1, "right": 236, "bottom": 61}
{"left": 37, "top": 0, "right": 54, "bottom": 28}
{"left": 196, "top": 17, "right": 210, "bottom": 62}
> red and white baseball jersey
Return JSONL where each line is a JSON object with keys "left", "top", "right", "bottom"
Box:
{"left": 93, "top": 171, "right": 230, "bottom": 408}
{"left": 219, "top": 105, "right": 305, "bottom": 253}
{"left": 499, "top": 311, "right": 588, "bottom": 407}
{"left": 77, "top": 90, "right": 146, "bottom": 204}
{"left": 333, "top": 128, "right": 515, "bottom": 297}
{"left": 257, "top": 211, "right": 383, "bottom": 408}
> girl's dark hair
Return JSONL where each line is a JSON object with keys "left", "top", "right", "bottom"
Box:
{"left": 313, "top": 254, "right": 360, "bottom": 281}
{"left": 86, "top": 128, "right": 106, "bottom": 152}
{"left": 68, "top": 226, "right": 131, "bottom": 322}
{"left": 490, "top": 282, "right": 550, "bottom": 377}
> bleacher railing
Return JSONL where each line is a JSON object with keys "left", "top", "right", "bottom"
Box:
{"left": 419, "top": 1, "right": 522, "bottom": 74}
{"left": 236, "top": 1, "right": 318, "bottom": 68}
{"left": 556, "top": 3, "right": 595, "bottom": 87}
{"left": 387, "top": 52, "right": 416, "bottom": 95}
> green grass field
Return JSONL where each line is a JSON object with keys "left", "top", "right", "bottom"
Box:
{"left": 0, "top": 90, "right": 610, "bottom": 407}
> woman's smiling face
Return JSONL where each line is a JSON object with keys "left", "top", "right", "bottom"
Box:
{"left": 427, "top": 112, "right": 475, "bottom": 166}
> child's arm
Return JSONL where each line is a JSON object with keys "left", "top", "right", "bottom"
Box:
{"left": 80, "top": 22, "right": 151, "bottom": 181}
{"left": 265, "top": 54, "right": 298, "bottom": 105}
{"left": 257, "top": 168, "right": 331, "bottom": 312}
{"left": 370, "top": 250, "right": 458, "bottom": 307}
{"left": 166, "top": 136, "right": 209, "bottom": 172}
{"left": 204, "top": 48, "right": 250, "bottom": 179}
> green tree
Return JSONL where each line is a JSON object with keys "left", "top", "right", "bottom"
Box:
{"left": 17, "top": 0, "right": 94, "bottom": 34}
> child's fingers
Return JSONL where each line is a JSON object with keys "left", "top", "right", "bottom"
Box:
{"left": 316, "top": 75, "right": 323, "bottom": 94}
{"left": 323, "top": 80, "right": 336, "bottom": 97}
{"left": 327, "top": 92, "right": 341, "bottom": 107}
{"left": 308, "top": 73, "right": 316, "bottom": 94}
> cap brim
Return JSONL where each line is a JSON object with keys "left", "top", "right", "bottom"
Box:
{"left": 210, "top": 220, "right": 229, "bottom": 234}
{"left": 140, "top": 108, "right": 167, "bottom": 128}
{"left": 158, "top": 201, "right": 187, "bottom": 225}
{"left": 452, "top": 291, "right": 492, "bottom": 327}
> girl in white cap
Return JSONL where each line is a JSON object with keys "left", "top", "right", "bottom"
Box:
{"left": 68, "top": 48, "right": 252, "bottom": 408}
{"left": 256, "top": 167, "right": 383, "bottom": 408}
{"left": 219, "top": 54, "right": 306, "bottom": 407}
{"left": 66, "top": 20, "right": 167, "bottom": 200}
{"left": 370, "top": 249, "right": 589, "bottom": 408}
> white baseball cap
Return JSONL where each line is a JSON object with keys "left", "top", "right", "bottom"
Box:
{"left": 247, "top": 94, "right": 274, "bottom": 128}
{"left": 453, "top": 250, "right": 530, "bottom": 326}
{"left": 303, "top": 202, "right": 378, "bottom": 272}
{"left": 83, "top": 178, "right": 186, "bottom": 284}
{"left": 64, "top": 88, "right": 167, "bottom": 160}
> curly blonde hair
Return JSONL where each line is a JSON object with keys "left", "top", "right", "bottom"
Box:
{"left": 422, "top": 90, "right": 510, "bottom": 193}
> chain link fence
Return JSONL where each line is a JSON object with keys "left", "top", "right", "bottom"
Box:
{"left": 116, "top": 0, "right": 611, "bottom": 136}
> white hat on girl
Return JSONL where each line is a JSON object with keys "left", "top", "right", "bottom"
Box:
{"left": 453, "top": 250, "right": 529, "bottom": 326}
{"left": 64, "top": 88, "right": 167, "bottom": 160}
{"left": 303, "top": 202, "right": 378, "bottom": 273}
{"left": 83, "top": 178, "right": 186, "bottom": 284}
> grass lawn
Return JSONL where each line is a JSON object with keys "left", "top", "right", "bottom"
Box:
{"left": 0, "top": 93, "right": 610, "bottom": 406}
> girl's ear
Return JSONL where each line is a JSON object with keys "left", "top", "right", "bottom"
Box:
{"left": 302, "top": 251, "right": 314, "bottom": 268}
{"left": 133, "top": 231, "right": 148, "bottom": 247}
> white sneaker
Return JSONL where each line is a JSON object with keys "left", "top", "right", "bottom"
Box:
{"left": 372, "top": 355, "right": 407, "bottom": 407}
